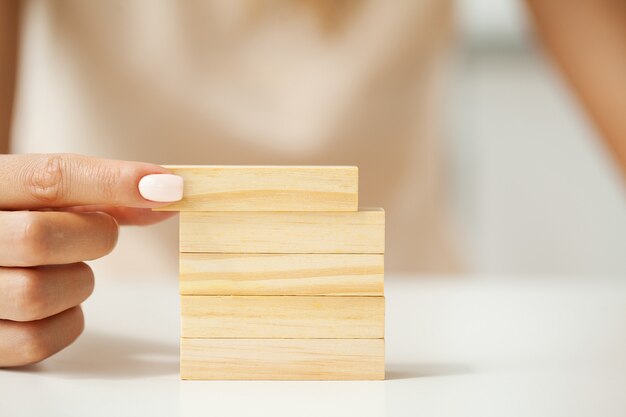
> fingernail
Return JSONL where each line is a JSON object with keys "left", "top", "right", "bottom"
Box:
{"left": 138, "top": 174, "right": 184, "bottom": 202}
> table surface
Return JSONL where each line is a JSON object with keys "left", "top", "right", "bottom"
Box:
{"left": 1, "top": 273, "right": 625, "bottom": 417}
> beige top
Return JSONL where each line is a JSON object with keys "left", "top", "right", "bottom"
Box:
{"left": 12, "top": 0, "right": 459, "bottom": 276}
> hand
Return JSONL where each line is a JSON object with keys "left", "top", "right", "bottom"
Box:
{"left": 0, "top": 153, "right": 183, "bottom": 367}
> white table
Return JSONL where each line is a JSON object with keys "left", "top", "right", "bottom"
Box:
{"left": 2, "top": 273, "right": 625, "bottom": 417}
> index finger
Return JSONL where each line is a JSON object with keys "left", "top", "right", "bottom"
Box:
{"left": 0, "top": 153, "right": 183, "bottom": 209}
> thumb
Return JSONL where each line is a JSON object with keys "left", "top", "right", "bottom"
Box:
{"left": 0, "top": 153, "right": 183, "bottom": 209}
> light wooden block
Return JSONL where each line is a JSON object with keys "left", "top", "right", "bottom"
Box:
{"left": 179, "top": 208, "right": 385, "bottom": 254}
{"left": 155, "top": 165, "right": 358, "bottom": 212}
{"left": 180, "top": 296, "right": 385, "bottom": 339}
{"left": 180, "top": 338, "right": 385, "bottom": 380}
{"left": 179, "top": 253, "right": 384, "bottom": 296}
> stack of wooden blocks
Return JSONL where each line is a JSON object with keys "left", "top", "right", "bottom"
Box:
{"left": 157, "top": 166, "right": 385, "bottom": 380}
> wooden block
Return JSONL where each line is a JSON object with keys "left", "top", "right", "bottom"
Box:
{"left": 180, "top": 296, "right": 385, "bottom": 339}
{"left": 179, "top": 208, "right": 385, "bottom": 254}
{"left": 180, "top": 338, "right": 385, "bottom": 380}
{"left": 179, "top": 253, "right": 384, "bottom": 296}
{"left": 155, "top": 165, "right": 358, "bottom": 212}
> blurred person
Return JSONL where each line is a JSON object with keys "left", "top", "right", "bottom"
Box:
{"left": 0, "top": 0, "right": 624, "bottom": 366}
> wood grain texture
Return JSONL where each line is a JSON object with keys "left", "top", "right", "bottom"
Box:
{"left": 180, "top": 338, "right": 385, "bottom": 380}
{"left": 179, "top": 208, "right": 385, "bottom": 254}
{"left": 180, "top": 296, "right": 385, "bottom": 338}
{"left": 155, "top": 165, "right": 358, "bottom": 212}
{"left": 179, "top": 253, "right": 384, "bottom": 296}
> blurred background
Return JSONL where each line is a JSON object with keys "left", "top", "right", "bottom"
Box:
{"left": 10, "top": 0, "right": 626, "bottom": 278}
{"left": 448, "top": 0, "right": 626, "bottom": 277}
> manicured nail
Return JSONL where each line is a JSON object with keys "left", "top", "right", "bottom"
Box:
{"left": 138, "top": 174, "right": 184, "bottom": 202}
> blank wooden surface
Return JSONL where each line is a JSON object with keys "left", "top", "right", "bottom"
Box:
{"left": 179, "top": 253, "right": 384, "bottom": 296}
{"left": 180, "top": 296, "right": 385, "bottom": 338}
{"left": 180, "top": 338, "right": 385, "bottom": 380}
{"left": 155, "top": 165, "right": 358, "bottom": 212}
{"left": 179, "top": 208, "right": 385, "bottom": 254}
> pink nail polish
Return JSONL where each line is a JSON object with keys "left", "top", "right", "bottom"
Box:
{"left": 138, "top": 174, "right": 184, "bottom": 202}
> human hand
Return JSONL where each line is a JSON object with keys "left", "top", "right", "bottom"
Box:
{"left": 0, "top": 153, "right": 183, "bottom": 367}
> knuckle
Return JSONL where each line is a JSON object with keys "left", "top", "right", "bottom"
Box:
{"left": 103, "top": 215, "right": 120, "bottom": 254}
{"left": 15, "top": 307, "right": 84, "bottom": 366}
{"left": 76, "top": 261, "right": 94, "bottom": 279}
{"left": 75, "top": 262, "right": 96, "bottom": 297}
{"left": 88, "top": 213, "right": 119, "bottom": 258}
{"left": 23, "top": 154, "right": 70, "bottom": 204}
{"left": 71, "top": 306, "right": 85, "bottom": 335}
{"left": 12, "top": 268, "right": 48, "bottom": 321}
{"left": 15, "top": 212, "right": 50, "bottom": 265}
{"left": 18, "top": 323, "right": 52, "bottom": 365}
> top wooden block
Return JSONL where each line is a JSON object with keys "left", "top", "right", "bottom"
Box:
{"left": 154, "top": 165, "right": 358, "bottom": 212}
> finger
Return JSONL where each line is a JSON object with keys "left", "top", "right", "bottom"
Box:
{"left": 0, "top": 211, "right": 119, "bottom": 267}
{"left": 63, "top": 205, "right": 177, "bottom": 226}
{"left": 0, "top": 263, "right": 94, "bottom": 321}
{"left": 0, "top": 153, "right": 183, "bottom": 210}
{"left": 0, "top": 306, "right": 84, "bottom": 367}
